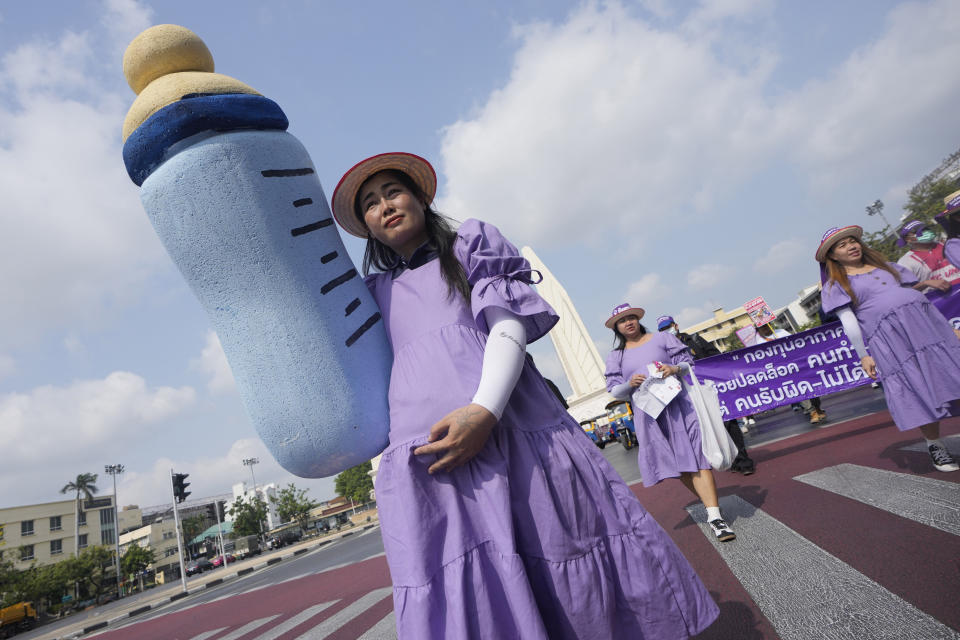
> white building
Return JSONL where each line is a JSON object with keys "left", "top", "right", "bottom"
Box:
{"left": 225, "top": 482, "right": 279, "bottom": 531}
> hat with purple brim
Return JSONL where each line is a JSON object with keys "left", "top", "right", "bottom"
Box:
{"left": 656, "top": 315, "right": 675, "bottom": 330}
{"left": 936, "top": 189, "right": 960, "bottom": 223}
{"left": 331, "top": 152, "right": 437, "bottom": 238}
{"left": 605, "top": 303, "right": 645, "bottom": 329}
{"left": 896, "top": 220, "right": 927, "bottom": 247}
{"left": 815, "top": 225, "right": 863, "bottom": 263}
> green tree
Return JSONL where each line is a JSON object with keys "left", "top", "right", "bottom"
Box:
{"left": 334, "top": 461, "right": 374, "bottom": 504}
{"left": 60, "top": 473, "right": 99, "bottom": 559}
{"left": 228, "top": 495, "right": 268, "bottom": 538}
{"left": 717, "top": 329, "right": 745, "bottom": 353}
{"left": 65, "top": 546, "right": 114, "bottom": 601}
{"left": 121, "top": 544, "right": 155, "bottom": 592}
{"left": 181, "top": 515, "right": 205, "bottom": 548}
{"left": 271, "top": 484, "right": 318, "bottom": 532}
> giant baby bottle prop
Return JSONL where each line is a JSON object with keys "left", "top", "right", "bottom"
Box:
{"left": 121, "top": 25, "right": 390, "bottom": 477}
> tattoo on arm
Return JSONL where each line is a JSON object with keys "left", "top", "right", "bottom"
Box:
{"left": 498, "top": 330, "right": 524, "bottom": 352}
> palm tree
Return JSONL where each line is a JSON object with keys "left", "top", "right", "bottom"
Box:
{"left": 61, "top": 473, "right": 99, "bottom": 558}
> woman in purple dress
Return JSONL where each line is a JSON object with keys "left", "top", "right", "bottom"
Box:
{"left": 329, "top": 152, "right": 718, "bottom": 639}
{"left": 603, "top": 305, "right": 736, "bottom": 542}
{"left": 817, "top": 225, "right": 960, "bottom": 472}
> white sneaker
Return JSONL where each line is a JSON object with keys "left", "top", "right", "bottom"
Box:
{"left": 708, "top": 518, "right": 736, "bottom": 542}
{"left": 929, "top": 443, "right": 959, "bottom": 472}
{"left": 746, "top": 418, "right": 756, "bottom": 425}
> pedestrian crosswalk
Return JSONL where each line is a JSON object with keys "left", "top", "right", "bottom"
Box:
{"left": 686, "top": 495, "right": 960, "bottom": 640}
{"left": 101, "top": 464, "right": 958, "bottom": 640}
{"left": 794, "top": 463, "right": 960, "bottom": 536}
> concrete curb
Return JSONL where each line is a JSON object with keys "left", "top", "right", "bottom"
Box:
{"left": 51, "top": 524, "right": 379, "bottom": 639}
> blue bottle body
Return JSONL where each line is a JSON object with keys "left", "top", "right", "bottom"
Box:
{"left": 138, "top": 128, "right": 391, "bottom": 478}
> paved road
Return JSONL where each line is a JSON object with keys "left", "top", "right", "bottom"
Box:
{"left": 32, "top": 385, "right": 960, "bottom": 639}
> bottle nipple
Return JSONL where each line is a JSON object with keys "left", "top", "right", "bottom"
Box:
{"left": 123, "top": 24, "right": 214, "bottom": 95}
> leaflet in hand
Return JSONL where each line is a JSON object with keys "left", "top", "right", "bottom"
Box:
{"left": 631, "top": 363, "right": 682, "bottom": 418}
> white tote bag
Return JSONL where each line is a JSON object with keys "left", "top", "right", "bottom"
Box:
{"left": 684, "top": 367, "right": 739, "bottom": 471}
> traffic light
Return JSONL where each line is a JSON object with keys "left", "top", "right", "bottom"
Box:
{"left": 206, "top": 501, "right": 226, "bottom": 522}
{"left": 172, "top": 473, "right": 191, "bottom": 503}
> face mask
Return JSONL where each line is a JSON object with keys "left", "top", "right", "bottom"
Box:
{"left": 915, "top": 230, "right": 937, "bottom": 243}
{"left": 667, "top": 327, "right": 678, "bottom": 335}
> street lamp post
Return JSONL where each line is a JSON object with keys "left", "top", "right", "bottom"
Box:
{"left": 241, "top": 458, "right": 264, "bottom": 538}
{"left": 104, "top": 464, "right": 125, "bottom": 598}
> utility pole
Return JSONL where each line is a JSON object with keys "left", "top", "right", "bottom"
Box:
{"left": 242, "top": 458, "right": 265, "bottom": 538}
{"left": 213, "top": 501, "right": 227, "bottom": 567}
{"left": 170, "top": 469, "right": 189, "bottom": 593}
{"left": 104, "top": 464, "right": 124, "bottom": 598}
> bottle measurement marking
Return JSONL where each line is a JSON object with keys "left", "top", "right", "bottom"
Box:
{"left": 346, "top": 313, "right": 382, "bottom": 347}
{"left": 261, "top": 168, "right": 315, "bottom": 177}
{"left": 321, "top": 269, "right": 358, "bottom": 294}
{"left": 345, "top": 298, "right": 361, "bottom": 316}
{"left": 292, "top": 198, "right": 313, "bottom": 207}
{"left": 291, "top": 218, "right": 333, "bottom": 237}
{"left": 320, "top": 251, "right": 337, "bottom": 264}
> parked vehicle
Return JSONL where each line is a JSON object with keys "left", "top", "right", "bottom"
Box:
{"left": 211, "top": 553, "right": 235, "bottom": 567}
{"left": 186, "top": 558, "right": 214, "bottom": 576}
{"left": 606, "top": 400, "right": 637, "bottom": 449}
{"left": 0, "top": 602, "right": 37, "bottom": 638}
{"left": 267, "top": 530, "right": 302, "bottom": 549}
{"left": 579, "top": 419, "right": 606, "bottom": 449}
{"left": 233, "top": 534, "right": 261, "bottom": 559}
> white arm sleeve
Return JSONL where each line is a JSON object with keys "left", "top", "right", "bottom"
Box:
{"left": 471, "top": 306, "right": 527, "bottom": 420}
{"left": 836, "top": 306, "right": 867, "bottom": 359}
{"left": 610, "top": 382, "right": 632, "bottom": 399}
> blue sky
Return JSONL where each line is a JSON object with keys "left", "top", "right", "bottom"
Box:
{"left": 2, "top": 0, "right": 958, "bottom": 510}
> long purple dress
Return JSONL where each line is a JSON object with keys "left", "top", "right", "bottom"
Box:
{"left": 365, "top": 219, "right": 718, "bottom": 639}
{"left": 821, "top": 262, "right": 960, "bottom": 430}
{"left": 604, "top": 333, "right": 712, "bottom": 488}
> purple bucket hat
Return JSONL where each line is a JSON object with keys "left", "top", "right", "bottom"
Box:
{"left": 896, "top": 220, "right": 927, "bottom": 247}
{"left": 605, "top": 303, "right": 645, "bottom": 329}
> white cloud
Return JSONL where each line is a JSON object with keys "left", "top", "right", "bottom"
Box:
{"left": 0, "top": 354, "right": 14, "bottom": 380}
{"left": 777, "top": 0, "right": 960, "bottom": 188}
{"left": 439, "top": 2, "right": 776, "bottom": 248}
{"left": 687, "top": 263, "right": 737, "bottom": 289}
{"left": 752, "top": 238, "right": 805, "bottom": 272}
{"left": 0, "top": 1, "right": 167, "bottom": 351}
{"left": 676, "top": 303, "right": 718, "bottom": 329}
{"left": 439, "top": 0, "right": 960, "bottom": 251}
{"left": 0, "top": 372, "right": 195, "bottom": 467}
{"left": 191, "top": 331, "right": 237, "bottom": 394}
{"left": 622, "top": 273, "right": 668, "bottom": 303}
{"left": 116, "top": 438, "right": 337, "bottom": 511}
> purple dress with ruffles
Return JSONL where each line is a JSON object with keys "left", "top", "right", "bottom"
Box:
{"left": 821, "top": 262, "right": 960, "bottom": 430}
{"left": 604, "top": 333, "right": 712, "bottom": 488}
{"left": 365, "top": 219, "right": 717, "bottom": 639}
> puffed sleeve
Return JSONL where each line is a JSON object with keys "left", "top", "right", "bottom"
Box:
{"left": 604, "top": 349, "right": 625, "bottom": 391}
{"left": 945, "top": 238, "right": 960, "bottom": 269}
{"left": 820, "top": 279, "right": 852, "bottom": 314}
{"left": 889, "top": 261, "right": 919, "bottom": 286}
{"left": 663, "top": 332, "right": 693, "bottom": 366}
{"left": 454, "top": 218, "right": 558, "bottom": 342}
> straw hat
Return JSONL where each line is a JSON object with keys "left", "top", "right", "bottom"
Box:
{"left": 605, "top": 303, "right": 645, "bottom": 329}
{"left": 331, "top": 152, "right": 437, "bottom": 238}
{"left": 815, "top": 225, "right": 862, "bottom": 263}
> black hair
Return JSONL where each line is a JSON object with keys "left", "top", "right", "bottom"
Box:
{"left": 354, "top": 169, "right": 471, "bottom": 302}
{"left": 611, "top": 316, "right": 648, "bottom": 350}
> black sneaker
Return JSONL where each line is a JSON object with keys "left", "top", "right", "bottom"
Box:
{"left": 929, "top": 443, "right": 959, "bottom": 472}
{"left": 708, "top": 518, "right": 736, "bottom": 542}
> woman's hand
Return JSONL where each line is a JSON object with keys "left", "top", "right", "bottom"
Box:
{"left": 656, "top": 362, "right": 681, "bottom": 377}
{"left": 859, "top": 355, "right": 878, "bottom": 379}
{"left": 629, "top": 373, "right": 647, "bottom": 387}
{"left": 919, "top": 278, "right": 951, "bottom": 292}
{"left": 953, "top": 328, "right": 960, "bottom": 341}
{"left": 413, "top": 404, "right": 497, "bottom": 474}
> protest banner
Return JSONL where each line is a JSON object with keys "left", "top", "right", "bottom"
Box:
{"left": 691, "top": 287, "right": 960, "bottom": 419}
